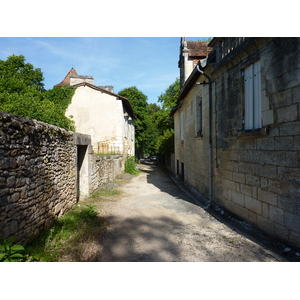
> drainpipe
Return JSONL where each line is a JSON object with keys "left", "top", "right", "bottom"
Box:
{"left": 196, "top": 64, "right": 213, "bottom": 204}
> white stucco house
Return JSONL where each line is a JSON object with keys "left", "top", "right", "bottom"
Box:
{"left": 55, "top": 68, "right": 136, "bottom": 156}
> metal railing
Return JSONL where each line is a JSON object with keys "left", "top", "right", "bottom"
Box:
{"left": 97, "top": 142, "right": 121, "bottom": 156}
{"left": 220, "top": 37, "right": 246, "bottom": 59}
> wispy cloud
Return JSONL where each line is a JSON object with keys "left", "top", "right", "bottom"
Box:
{"left": 0, "top": 37, "right": 182, "bottom": 103}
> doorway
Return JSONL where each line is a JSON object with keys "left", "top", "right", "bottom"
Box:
{"left": 77, "top": 145, "right": 88, "bottom": 201}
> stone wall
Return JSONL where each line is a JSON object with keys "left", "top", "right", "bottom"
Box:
{"left": 175, "top": 38, "right": 300, "bottom": 250}
{"left": 90, "top": 154, "right": 124, "bottom": 193}
{"left": 212, "top": 38, "right": 300, "bottom": 249}
{"left": 0, "top": 112, "right": 90, "bottom": 246}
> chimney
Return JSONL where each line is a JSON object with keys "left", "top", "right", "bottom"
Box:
{"left": 99, "top": 85, "right": 114, "bottom": 93}
{"left": 70, "top": 75, "right": 94, "bottom": 86}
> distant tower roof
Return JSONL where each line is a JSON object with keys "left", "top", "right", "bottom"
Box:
{"left": 54, "top": 67, "right": 78, "bottom": 87}
{"left": 178, "top": 37, "right": 212, "bottom": 87}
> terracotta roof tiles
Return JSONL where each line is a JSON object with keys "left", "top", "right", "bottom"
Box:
{"left": 54, "top": 67, "right": 78, "bottom": 87}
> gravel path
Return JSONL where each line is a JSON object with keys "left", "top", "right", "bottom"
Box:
{"left": 96, "top": 162, "right": 284, "bottom": 262}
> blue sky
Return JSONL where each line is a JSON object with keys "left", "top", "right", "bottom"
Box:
{"left": 0, "top": 37, "right": 208, "bottom": 104}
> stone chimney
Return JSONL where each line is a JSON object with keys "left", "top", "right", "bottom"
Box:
{"left": 54, "top": 68, "right": 94, "bottom": 87}
{"left": 70, "top": 75, "right": 94, "bottom": 86}
{"left": 99, "top": 85, "right": 114, "bottom": 93}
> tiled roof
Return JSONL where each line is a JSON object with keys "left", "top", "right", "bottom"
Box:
{"left": 54, "top": 67, "right": 78, "bottom": 87}
{"left": 187, "top": 41, "right": 212, "bottom": 58}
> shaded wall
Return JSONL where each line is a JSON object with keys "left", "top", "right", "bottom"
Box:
{"left": 0, "top": 112, "right": 90, "bottom": 245}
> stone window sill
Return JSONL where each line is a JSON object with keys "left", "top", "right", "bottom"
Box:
{"left": 237, "top": 127, "right": 269, "bottom": 138}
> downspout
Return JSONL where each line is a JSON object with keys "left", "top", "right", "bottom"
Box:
{"left": 196, "top": 65, "right": 213, "bottom": 203}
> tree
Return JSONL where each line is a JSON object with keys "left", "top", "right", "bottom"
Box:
{"left": 0, "top": 55, "right": 75, "bottom": 130}
{"left": 155, "top": 78, "right": 180, "bottom": 155}
{"left": 0, "top": 54, "right": 44, "bottom": 93}
{"left": 118, "top": 86, "right": 151, "bottom": 158}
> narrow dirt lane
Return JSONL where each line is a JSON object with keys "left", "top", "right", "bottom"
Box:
{"left": 97, "top": 162, "right": 284, "bottom": 262}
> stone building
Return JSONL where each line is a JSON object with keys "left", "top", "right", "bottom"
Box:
{"left": 178, "top": 38, "right": 212, "bottom": 87}
{"left": 172, "top": 37, "right": 300, "bottom": 250}
{"left": 55, "top": 68, "right": 136, "bottom": 156}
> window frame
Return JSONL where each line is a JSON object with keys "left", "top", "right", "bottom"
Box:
{"left": 195, "top": 94, "right": 203, "bottom": 137}
{"left": 244, "top": 60, "right": 262, "bottom": 130}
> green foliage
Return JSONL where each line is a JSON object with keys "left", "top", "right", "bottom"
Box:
{"left": 118, "top": 81, "right": 179, "bottom": 157}
{"left": 118, "top": 86, "right": 149, "bottom": 156}
{"left": 158, "top": 78, "right": 180, "bottom": 111}
{"left": 0, "top": 54, "right": 45, "bottom": 92}
{"left": 124, "top": 155, "right": 140, "bottom": 175}
{"left": 0, "top": 237, "right": 25, "bottom": 262}
{"left": 156, "top": 77, "right": 180, "bottom": 132}
{"left": 197, "top": 38, "right": 213, "bottom": 43}
{"left": 151, "top": 78, "right": 179, "bottom": 155}
{"left": 156, "top": 129, "right": 174, "bottom": 155}
{"left": 92, "top": 188, "right": 120, "bottom": 198}
{"left": 0, "top": 55, "right": 75, "bottom": 131}
{"left": 79, "top": 205, "right": 98, "bottom": 220}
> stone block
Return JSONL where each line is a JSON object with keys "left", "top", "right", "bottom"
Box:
{"left": 248, "top": 210, "right": 258, "bottom": 225}
{"left": 269, "top": 205, "right": 285, "bottom": 225}
{"left": 261, "top": 109, "right": 274, "bottom": 127}
{"left": 245, "top": 195, "right": 262, "bottom": 215}
{"left": 285, "top": 211, "right": 300, "bottom": 234}
{"left": 277, "top": 104, "right": 298, "bottom": 123}
{"left": 275, "top": 136, "right": 293, "bottom": 150}
{"left": 246, "top": 174, "right": 260, "bottom": 186}
{"left": 280, "top": 121, "right": 300, "bottom": 136}
{"left": 274, "top": 223, "right": 289, "bottom": 241}
{"left": 262, "top": 203, "right": 269, "bottom": 218}
{"left": 256, "top": 215, "right": 275, "bottom": 235}
{"left": 240, "top": 184, "right": 253, "bottom": 197}
{"left": 232, "top": 171, "right": 245, "bottom": 184}
{"left": 292, "top": 85, "right": 300, "bottom": 104}
{"left": 285, "top": 151, "right": 299, "bottom": 167}
{"left": 258, "top": 188, "right": 277, "bottom": 206}
{"left": 256, "top": 137, "right": 275, "bottom": 150}
{"left": 230, "top": 190, "right": 245, "bottom": 207}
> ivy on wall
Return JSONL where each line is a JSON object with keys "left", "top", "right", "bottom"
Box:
{"left": 0, "top": 55, "right": 76, "bottom": 131}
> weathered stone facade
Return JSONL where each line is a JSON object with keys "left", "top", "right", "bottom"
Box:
{"left": 90, "top": 154, "right": 124, "bottom": 193}
{"left": 0, "top": 111, "right": 91, "bottom": 245}
{"left": 173, "top": 37, "right": 300, "bottom": 250}
{"left": 55, "top": 69, "right": 136, "bottom": 158}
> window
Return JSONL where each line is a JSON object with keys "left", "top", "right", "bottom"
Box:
{"left": 244, "top": 61, "right": 261, "bottom": 130}
{"left": 195, "top": 95, "right": 203, "bottom": 136}
{"left": 180, "top": 110, "right": 185, "bottom": 141}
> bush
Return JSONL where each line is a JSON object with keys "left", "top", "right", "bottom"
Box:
{"left": 124, "top": 155, "right": 140, "bottom": 175}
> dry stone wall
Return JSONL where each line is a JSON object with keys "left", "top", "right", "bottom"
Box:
{"left": 0, "top": 112, "right": 79, "bottom": 246}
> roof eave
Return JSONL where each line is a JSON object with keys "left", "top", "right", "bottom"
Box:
{"left": 73, "top": 82, "right": 137, "bottom": 120}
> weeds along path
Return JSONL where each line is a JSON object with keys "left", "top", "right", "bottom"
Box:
{"left": 95, "top": 162, "right": 283, "bottom": 262}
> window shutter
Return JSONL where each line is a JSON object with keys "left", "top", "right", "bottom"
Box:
{"left": 195, "top": 95, "right": 202, "bottom": 135}
{"left": 253, "top": 61, "right": 262, "bottom": 129}
{"left": 244, "top": 64, "right": 253, "bottom": 130}
{"left": 180, "top": 111, "right": 185, "bottom": 141}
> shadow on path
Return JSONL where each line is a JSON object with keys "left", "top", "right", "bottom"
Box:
{"left": 138, "top": 161, "right": 298, "bottom": 262}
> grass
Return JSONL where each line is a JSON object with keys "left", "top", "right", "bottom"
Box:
{"left": 96, "top": 152, "right": 120, "bottom": 156}
{"left": 92, "top": 188, "right": 120, "bottom": 198}
{"left": 124, "top": 155, "right": 140, "bottom": 175}
{"left": 25, "top": 201, "right": 107, "bottom": 262}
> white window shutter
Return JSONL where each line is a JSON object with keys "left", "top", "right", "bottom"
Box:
{"left": 180, "top": 111, "right": 185, "bottom": 141}
{"left": 244, "top": 64, "right": 253, "bottom": 130}
{"left": 253, "top": 61, "right": 262, "bottom": 129}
